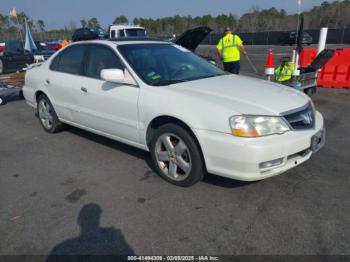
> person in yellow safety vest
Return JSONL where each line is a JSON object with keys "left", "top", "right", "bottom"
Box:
{"left": 275, "top": 61, "right": 296, "bottom": 82}
{"left": 61, "top": 39, "right": 69, "bottom": 49}
{"left": 216, "top": 27, "right": 247, "bottom": 74}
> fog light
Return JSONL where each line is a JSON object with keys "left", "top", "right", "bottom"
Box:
{"left": 259, "top": 158, "right": 284, "bottom": 169}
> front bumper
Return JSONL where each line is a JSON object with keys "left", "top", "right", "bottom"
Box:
{"left": 194, "top": 111, "right": 324, "bottom": 181}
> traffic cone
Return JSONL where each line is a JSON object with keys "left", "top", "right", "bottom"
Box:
{"left": 265, "top": 49, "right": 275, "bottom": 80}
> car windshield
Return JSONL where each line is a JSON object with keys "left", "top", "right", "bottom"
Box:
{"left": 118, "top": 43, "right": 225, "bottom": 86}
{"left": 125, "top": 29, "right": 146, "bottom": 37}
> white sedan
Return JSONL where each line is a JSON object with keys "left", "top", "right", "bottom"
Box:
{"left": 23, "top": 40, "right": 325, "bottom": 187}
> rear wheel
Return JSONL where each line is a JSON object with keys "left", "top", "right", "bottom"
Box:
{"left": 305, "top": 86, "right": 317, "bottom": 96}
{"left": 0, "top": 96, "right": 6, "bottom": 105}
{"left": 150, "top": 123, "right": 205, "bottom": 187}
{"left": 37, "top": 94, "right": 64, "bottom": 133}
{"left": 0, "top": 59, "right": 4, "bottom": 74}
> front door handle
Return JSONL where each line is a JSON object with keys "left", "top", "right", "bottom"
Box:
{"left": 45, "top": 79, "right": 50, "bottom": 85}
{"left": 81, "top": 87, "right": 87, "bottom": 93}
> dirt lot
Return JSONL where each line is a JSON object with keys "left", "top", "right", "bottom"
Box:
{"left": 0, "top": 45, "right": 350, "bottom": 258}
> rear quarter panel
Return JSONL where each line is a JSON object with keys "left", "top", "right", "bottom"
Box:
{"left": 23, "top": 65, "right": 50, "bottom": 107}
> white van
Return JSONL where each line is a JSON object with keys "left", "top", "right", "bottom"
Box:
{"left": 108, "top": 25, "right": 147, "bottom": 39}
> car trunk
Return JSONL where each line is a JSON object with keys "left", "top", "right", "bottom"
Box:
{"left": 174, "top": 26, "right": 212, "bottom": 52}
{"left": 303, "top": 49, "right": 335, "bottom": 72}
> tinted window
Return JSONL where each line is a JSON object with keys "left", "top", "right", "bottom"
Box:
{"left": 6, "top": 40, "right": 24, "bottom": 54}
{"left": 111, "top": 30, "right": 116, "bottom": 38}
{"left": 125, "top": 29, "right": 146, "bottom": 37}
{"left": 50, "top": 45, "right": 87, "bottom": 75}
{"left": 83, "top": 29, "right": 91, "bottom": 35}
{"left": 119, "top": 30, "right": 125, "bottom": 37}
{"left": 85, "top": 45, "right": 123, "bottom": 79}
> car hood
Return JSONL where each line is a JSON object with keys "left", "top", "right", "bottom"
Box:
{"left": 34, "top": 50, "right": 55, "bottom": 56}
{"left": 170, "top": 74, "right": 310, "bottom": 115}
{"left": 174, "top": 26, "right": 212, "bottom": 51}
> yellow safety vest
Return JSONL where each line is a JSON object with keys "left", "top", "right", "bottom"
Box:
{"left": 275, "top": 62, "right": 296, "bottom": 82}
{"left": 217, "top": 34, "right": 243, "bottom": 62}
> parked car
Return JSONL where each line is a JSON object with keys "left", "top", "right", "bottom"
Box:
{"left": 0, "top": 40, "right": 34, "bottom": 74}
{"left": 279, "top": 31, "right": 313, "bottom": 46}
{"left": 72, "top": 27, "right": 107, "bottom": 42}
{"left": 33, "top": 41, "right": 55, "bottom": 62}
{"left": 23, "top": 39, "right": 325, "bottom": 187}
{"left": 46, "top": 41, "right": 62, "bottom": 51}
{"left": 0, "top": 42, "right": 5, "bottom": 55}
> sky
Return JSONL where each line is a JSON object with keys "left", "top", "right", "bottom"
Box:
{"left": 0, "top": 0, "right": 331, "bottom": 29}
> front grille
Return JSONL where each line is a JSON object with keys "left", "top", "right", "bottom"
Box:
{"left": 283, "top": 103, "right": 315, "bottom": 130}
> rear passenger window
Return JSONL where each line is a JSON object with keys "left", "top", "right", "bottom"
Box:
{"left": 119, "top": 30, "right": 125, "bottom": 37}
{"left": 6, "top": 40, "right": 24, "bottom": 54}
{"left": 50, "top": 45, "right": 87, "bottom": 75}
{"left": 85, "top": 45, "right": 124, "bottom": 79}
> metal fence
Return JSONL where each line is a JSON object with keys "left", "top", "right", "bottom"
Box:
{"left": 202, "top": 28, "right": 350, "bottom": 46}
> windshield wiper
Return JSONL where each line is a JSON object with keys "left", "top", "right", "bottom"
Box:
{"left": 151, "top": 79, "right": 188, "bottom": 86}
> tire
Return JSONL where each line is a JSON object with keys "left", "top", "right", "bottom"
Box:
{"left": 0, "top": 96, "right": 6, "bottom": 105}
{"left": 150, "top": 123, "right": 206, "bottom": 187}
{"left": 304, "top": 86, "right": 317, "bottom": 96}
{"left": 37, "top": 94, "right": 64, "bottom": 133}
{"left": 0, "top": 59, "right": 4, "bottom": 74}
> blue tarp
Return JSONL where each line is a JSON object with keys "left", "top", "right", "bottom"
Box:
{"left": 24, "top": 20, "right": 37, "bottom": 53}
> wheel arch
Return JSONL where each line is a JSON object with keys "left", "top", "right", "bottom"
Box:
{"left": 35, "top": 90, "right": 51, "bottom": 103}
{"left": 34, "top": 90, "right": 56, "bottom": 110}
{"left": 146, "top": 115, "right": 207, "bottom": 171}
{"left": 0, "top": 58, "right": 4, "bottom": 73}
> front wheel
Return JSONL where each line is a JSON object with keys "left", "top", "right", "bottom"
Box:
{"left": 150, "top": 123, "right": 206, "bottom": 187}
{"left": 37, "top": 94, "right": 64, "bottom": 133}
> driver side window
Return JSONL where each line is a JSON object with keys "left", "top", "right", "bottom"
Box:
{"left": 85, "top": 44, "right": 124, "bottom": 79}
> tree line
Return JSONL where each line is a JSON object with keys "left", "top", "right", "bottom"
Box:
{"left": 133, "top": 0, "right": 350, "bottom": 35}
{"left": 1, "top": 1, "right": 349, "bottom": 41}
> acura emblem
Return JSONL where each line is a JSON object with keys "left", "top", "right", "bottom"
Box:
{"left": 301, "top": 111, "right": 313, "bottom": 124}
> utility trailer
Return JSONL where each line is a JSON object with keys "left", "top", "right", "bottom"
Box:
{"left": 0, "top": 73, "right": 25, "bottom": 105}
{"left": 0, "top": 83, "right": 22, "bottom": 105}
{"left": 274, "top": 49, "right": 335, "bottom": 95}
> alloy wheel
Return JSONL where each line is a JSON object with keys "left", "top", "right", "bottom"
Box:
{"left": 155, "top": 133, "right": 192, "bottom": 181}
{"left": 38, "top": 99, "right": 53, "bottom": 130}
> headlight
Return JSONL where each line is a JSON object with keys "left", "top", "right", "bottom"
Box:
{"left": 229, "top": 115, "right": 290, "bottom": 137}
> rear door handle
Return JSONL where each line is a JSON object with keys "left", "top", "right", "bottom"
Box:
{"left": 45, "top": 79, "right": 50, "bottom": 85}
{"left": 81, "top": 87, "right": 88, "bottom": 93}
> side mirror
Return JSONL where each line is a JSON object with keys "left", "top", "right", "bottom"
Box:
{"left": 100, "top": 68, "right": 137, "bottom": 86}
{"left": 101, "top": 68, "right": 124, "bottom": 83}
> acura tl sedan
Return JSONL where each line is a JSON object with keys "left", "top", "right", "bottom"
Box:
{"left": 23, "top": 39, "right": 325, "bottom": 187}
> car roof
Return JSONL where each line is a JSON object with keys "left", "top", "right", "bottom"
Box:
{"left": 70, "top": 39, "right": 171, "bottom": 47}
{"left": 109, "top": 25, "right": 145, "bottom": 29}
